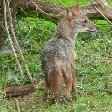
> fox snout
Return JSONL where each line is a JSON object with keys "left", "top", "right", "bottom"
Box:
{"left": 87, "top": 25, "right": 99, "bottom": 32}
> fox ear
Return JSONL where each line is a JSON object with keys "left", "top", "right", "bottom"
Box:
{"left": 65, "top": 8, "right": 73, "bottom": 17}
{"left": 74, "top": 3, "right": 81, "bottom": 11}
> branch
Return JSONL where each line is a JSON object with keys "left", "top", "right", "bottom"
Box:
{"left": 4, "top": 80, "right": 44, "bottom": 98}
{"left": 6, "top": 0, "right": 34, "bottom": 84}
{"left": 22, "top": 0, "right": 65, "bottom": 23}
{"left": 29, "top": 0, "right": 63, "bottom": 18}
{"left": 102, "top": 88, "right": 112, "bottom": 95}
{"left": 90, "top": 1, "right": 112, "bottom": 25}
{"left": 22, "top": 0, "right": 112, "bottom": 23}
{"left": 3, "top": 0, "right": 24, "bottom": 76}
{"left": 14, "top": 98, "right": 20, "bottom": 112}
{"left": 4, "top": 84, "right": 37, "bottom": 98}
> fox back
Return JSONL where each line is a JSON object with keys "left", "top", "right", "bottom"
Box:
{"left": 41, "top": 3, "right": 98, "bottom": 102}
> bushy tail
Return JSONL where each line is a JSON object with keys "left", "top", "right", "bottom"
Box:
{"left": 48, "top": 66, "right": 63, "bottom": 99}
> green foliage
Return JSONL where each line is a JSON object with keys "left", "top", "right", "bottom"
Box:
{"left": 0, "top": 0, "right": 112, "bottom": 111}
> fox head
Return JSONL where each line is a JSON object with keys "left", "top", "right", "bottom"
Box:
{"left": 59, "top": 3, "right": 98, "bottom": 35}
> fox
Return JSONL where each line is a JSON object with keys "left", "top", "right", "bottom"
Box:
{"left": 41, "top": 3, "right": 98, "bottom": 102}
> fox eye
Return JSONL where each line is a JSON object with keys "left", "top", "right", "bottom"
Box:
{"left": 83, "top": 20, "right": 88, "bottom": 24}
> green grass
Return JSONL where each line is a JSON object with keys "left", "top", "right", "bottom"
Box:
{"left": 47, "top": 0, "right": 89, "bottom": 7}
{"left": 47, "top": 0, "right": 112, "bottom": 7}
{"left": 0, "top": 0, "right": 112, "bottom": 112}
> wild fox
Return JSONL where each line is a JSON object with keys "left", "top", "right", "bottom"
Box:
{"left": 41, "top": 3, "right": 98, "bottom": 101}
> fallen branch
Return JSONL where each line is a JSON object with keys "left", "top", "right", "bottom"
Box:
{"left": 3, "top": 80, "right": 45, "bottom": 98}
{"left": 4, "top": 84, "right": 37, "bottom": 98}
{"left": 22, "top": 0, "right": 112, "bottom": 23}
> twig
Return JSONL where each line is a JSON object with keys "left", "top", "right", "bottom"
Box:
{"left": 29, "top": 0, "right": 63, "bottom": 18}
{"left": 14, "top": 98, "right": 20, "bottom": 112}
{"left": 3, "top": 0, "right": 24, "bottom": 76}
{"left": 6, "top": 0, "right": 34, "bottom": 84}
{"left": 102, "top": 88, "right": 112, "bottom": 95}
{"left": 91, "top": 2, "right": 112, "bottom": 25}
